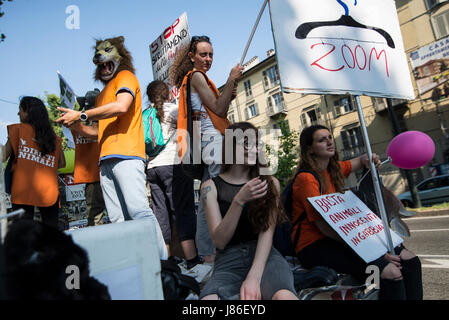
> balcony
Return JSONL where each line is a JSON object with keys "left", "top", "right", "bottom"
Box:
{"left": 267, "top": 102, "right": 286, "bottom": 117}
{"left": 341, "top": 146, "right": 365, "bottom": 161}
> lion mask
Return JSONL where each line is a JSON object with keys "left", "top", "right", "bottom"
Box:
{"left": 93, "top": 36, "right": 135, "bottom": 83}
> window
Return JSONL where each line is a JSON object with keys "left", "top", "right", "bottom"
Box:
{"left": 334, "top": 96, "right": 355, "bottom": 116}
{"left": 267, "top": 92, "right": 285, "bottom": 116}
{"left": 263, "top": 65, "right": 280, "bottom": 90}
{"left": 426, "top": 0, "right": 449, "bottom": 10}
{"left": 244, "top": 80, "right": 252, "bottom": 98}
{"left": 228, "top": 111, "right": 235, "bottom": 124}
{"left": 372, "top": 97, "right": 387, "bottom": 113}
{"left": 244, "top": 103, "right": 259, "bottom": 120}
{"left": 300, "top": 105, "right": 322, "bottom": 127}
{"left": 340, "top": 126, "right": 365, "bottom": 160}
{"left": 433, "top": 10, "right": 449, "bottom": 39}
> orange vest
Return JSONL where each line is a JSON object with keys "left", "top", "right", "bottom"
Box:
{"left": 96, "top": 70, "right": 146, "bottom": 160}
{"left": 292, "top": 161, "right": 353, "bottom": 253}
{"left": 71, "top": 130, "right": 100, "bottom": 184}
{"left": 177, "top": 70, "right": 230, "bottom": 159}
{"left": 7, "top": 123, "right": 62, "bottom": 207}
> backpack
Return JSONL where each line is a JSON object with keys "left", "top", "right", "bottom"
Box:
{"left": 273, "top": 170, "right": 321, "bottom": 257}
{"left": 142, "top": 107, "right": 169, "bottom": 158}
{"left": 160, "top": 259, "right": 200, "bottom": 300}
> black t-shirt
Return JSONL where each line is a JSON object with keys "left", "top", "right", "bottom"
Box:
{"left": 211, "top": 175, "right": 258, "bottom": 249}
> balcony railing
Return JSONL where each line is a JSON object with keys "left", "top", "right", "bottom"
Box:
{"left": 341, "top": 146, "right": 365, "bottom": 160}
{"left": 267, "top": 102, "right": 285, "bottom": 117}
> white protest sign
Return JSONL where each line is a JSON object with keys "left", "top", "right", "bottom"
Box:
{"left": 150, "top": 12, "right": 190, "bottom": 101}
{"left": 57, "top": 71, "right": 76, "bottom": 148}
{"left": 269, "top": 0, "right": 414, "bottom": 99}
{"left": 65, "top": 184, "right": 85, "bottom": 202}
{"left": 308, "top": 190, "right": 403, "bottom": 263}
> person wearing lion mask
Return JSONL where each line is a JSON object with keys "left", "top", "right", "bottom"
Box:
{"left": 56, "top": 36, "right": 167, "bottom": 260}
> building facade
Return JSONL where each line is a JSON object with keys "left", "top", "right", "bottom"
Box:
{"left": 223, "top": 0, "right": 449, "bottom": 195}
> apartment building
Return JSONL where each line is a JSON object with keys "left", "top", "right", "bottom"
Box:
{"left": 223, "top": 0, "right": 449, "bottom": 194}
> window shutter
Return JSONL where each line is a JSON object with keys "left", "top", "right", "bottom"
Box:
{"left": 244, "top": 108, "right": 249, "bottom": 120}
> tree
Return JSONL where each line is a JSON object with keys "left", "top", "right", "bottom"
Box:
{"left": 266, "top": 115, "right": 300, "bottom": 190}
{"left": 0, "top": 0, "right": 13, "bottom": 43}
{"left": 45, "top": 93, "right": 81, "bottom": 152}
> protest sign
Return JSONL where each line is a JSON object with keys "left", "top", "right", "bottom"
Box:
{"left": 308, "top": 190, "right": 403, "bottom": 263}
{"left": 150, "top": 12, "right": 190, "bottom": 101}
{"left": 409, "top": 36, "right": 449, "bottom": 95}
{"left": 269, "top": 0, "right": 414, "bottom": 99}
{"left": 65, "top": 184, "right": 85, "bottom": 202}
{"left": 57, "top": 71, "right": 76, "bottom": 148}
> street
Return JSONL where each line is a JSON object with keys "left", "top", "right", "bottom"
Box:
{"left": 402, "top": 214, "right": 449, "bottom": 300}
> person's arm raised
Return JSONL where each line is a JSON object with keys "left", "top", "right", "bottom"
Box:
{"left": 191, "top": 64, "right": 243, "bottom": 118}
{"left": 56, "top": 91, "right": 134, "bottom": 127}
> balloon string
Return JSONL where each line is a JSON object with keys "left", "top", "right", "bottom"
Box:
{"left": 355, "top": 157, "right": 391, "bottom": 190}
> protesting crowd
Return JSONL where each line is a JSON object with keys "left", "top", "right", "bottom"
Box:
{"left": 1, "top": 35, "right": 423, "bottom": 301}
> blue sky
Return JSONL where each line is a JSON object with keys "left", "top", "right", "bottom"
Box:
{"left": 0, "top": 0, "right": 274, "bottom": 144}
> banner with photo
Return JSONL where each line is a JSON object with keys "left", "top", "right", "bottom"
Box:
{"left": 409, "top": 36, "right": 449, "bottom": 95}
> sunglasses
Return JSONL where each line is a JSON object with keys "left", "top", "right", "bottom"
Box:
{"left": 190, "top": 35, "right": 210, "bottom": 51}
{"left": 191, "top": 35, "right": 210, "bottom": 42}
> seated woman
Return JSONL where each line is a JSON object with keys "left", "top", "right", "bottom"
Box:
{"left": 292, "top": 125, "right": 423, "bottom": 300}
{"left": 199, "top": 122, "right": 298, "bottom": 300}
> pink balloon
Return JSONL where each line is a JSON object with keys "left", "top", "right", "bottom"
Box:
{"left": 387, "top": 131, "right": 435, "bottom": 169}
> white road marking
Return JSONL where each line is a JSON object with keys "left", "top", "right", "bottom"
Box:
{"left": 410, "top": 228, "right": 449, "bottom": 233}
{"left": 421, "top": 259, "right": 449, "bottom": 269}
{"left": 406, "top": 215, "right": 449, "bottom": 221}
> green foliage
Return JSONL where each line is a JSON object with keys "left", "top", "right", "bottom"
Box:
{"left": 267, "top": 116, "right": 300, "bottom": 190}
{"left": 45, "top": 93, "right": 80, "bottom": 152}
{"left": 0, "top": 0, "right": 13, "bottom": 43}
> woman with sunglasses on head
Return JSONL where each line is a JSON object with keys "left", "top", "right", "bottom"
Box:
{"left": 3, "top": 96, "right": 65, "bottom": 229}
{"left": 170, "top": 36, "right": 243, "bottom": 263}
{"left": 292, "top": 125, "right": 423, "bottom": 300}
{"left": 199, "top": 122, "right": 298, "bottom": 300}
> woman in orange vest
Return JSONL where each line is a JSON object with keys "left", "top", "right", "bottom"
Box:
{"left": 169, "top": 36, "right": 243, "bottom": 263}
{"left": 3, "top": 97, "right": 65, "bottom": 228}
{"left": 292, "top": 125, "right": 422, "bottom": 300}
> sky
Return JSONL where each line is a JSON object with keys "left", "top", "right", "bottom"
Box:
{"left": 0, "top": 0, "right": 275, "bottom": 144}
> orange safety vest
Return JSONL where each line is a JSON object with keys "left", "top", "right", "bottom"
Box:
{"left": 177, "top": 70, "right": 230, "bottom": 159}
{"left": 7, "top": 123, "right": 62, "bottom": 207}
{"left": 71, "top": 130, "right": 100, "bottom": 184}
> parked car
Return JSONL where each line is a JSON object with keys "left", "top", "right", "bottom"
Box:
{"left": 398, "top": 174, "right": 449, "bottom": 207}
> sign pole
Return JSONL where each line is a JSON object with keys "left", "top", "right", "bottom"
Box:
{"left": 0, "top": 144, "right": 6, "bottom": 242}
{"left": 240, "top": 0, "right": 269, "bottom": 65}
{"left": 354, "top": 95, "right": 395, "bottom": 255}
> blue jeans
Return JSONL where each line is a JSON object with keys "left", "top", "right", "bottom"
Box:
{"left": 99, "top": 158, "right": 168, "bottom": 259}
{"left": 196, "top": 133, "right": 222, "bottom": 256}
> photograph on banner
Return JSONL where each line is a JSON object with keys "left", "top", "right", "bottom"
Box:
{"left": 410, "top": 36, "right": 449, "bottom": 95}
{"left": 308, "top": 190, "right": 403, "bottom": 263}
{"left": 269, "top": 0, "right": 414, "bottom": 99}
{"left": 57, "top": 71, "right": 77, "bottom": 148}
{"left": 149, "top": 12, "right": 190, "bottom": 101}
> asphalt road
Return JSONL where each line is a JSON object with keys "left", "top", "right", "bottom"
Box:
{"left": 402, "top": 214, "right": 449, "bottom": 300}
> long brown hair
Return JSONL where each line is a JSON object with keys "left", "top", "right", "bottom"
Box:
{"left": 169, "top": 36, "right": 212, "bottom": 89}
{"left": 146, "top": 80, "right": 169, "bottom": 122}
{"left": 221, "top": 122, "right": 287, "bottom": 233}
{"left": 294, "top": 125, "right": 345, "bottom": 193}
{"left": 19, "top": 97, "right": 57, "bottom": 155}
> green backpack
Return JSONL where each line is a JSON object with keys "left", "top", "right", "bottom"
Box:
{"left": 142, "top": 107, "right": 167, "bottom": 157}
